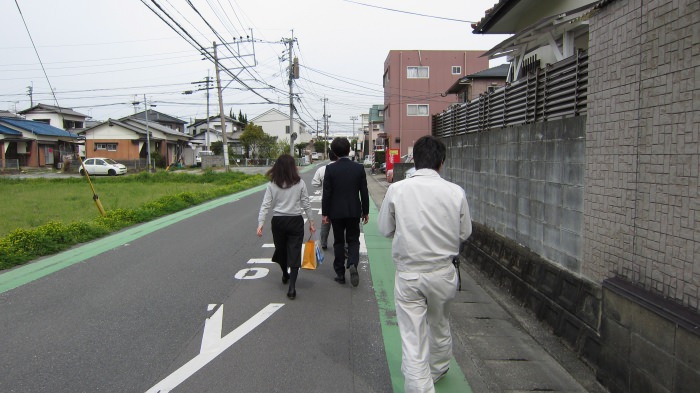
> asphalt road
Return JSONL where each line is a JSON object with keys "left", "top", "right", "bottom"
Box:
{"left": 0, "top": 164, "right": 393, "bottom": 393}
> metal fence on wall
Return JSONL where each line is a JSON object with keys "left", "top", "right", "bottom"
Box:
{"left": 433, "top": 50, "right": 588, "bottom": 137}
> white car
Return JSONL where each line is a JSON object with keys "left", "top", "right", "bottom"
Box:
{"left": 311, "top": 152, "right": 322, "bottom": 160}
{"left": 80, "top": 158, "right": 127, "bottom": 176}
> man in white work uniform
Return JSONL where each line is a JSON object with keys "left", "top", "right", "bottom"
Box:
{"left": 311, "top": 151, "right": 337, "bottom": 249}
{"left": 377, "top": 135, "right": 472, "bottom": 393}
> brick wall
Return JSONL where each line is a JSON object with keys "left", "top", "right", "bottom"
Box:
{"left": 585, "top": 0, "right": 700, "bottom": 310}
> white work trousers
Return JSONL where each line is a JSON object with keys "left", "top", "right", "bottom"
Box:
{"left": 394, "top": 264, "right": 459, "bottom": 393}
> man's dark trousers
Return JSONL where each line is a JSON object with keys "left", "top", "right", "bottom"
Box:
{"left": 332, "top": 217, "right": 361, "bottom": 277}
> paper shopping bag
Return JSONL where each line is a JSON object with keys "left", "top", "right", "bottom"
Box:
{"left": 302, "top": 239, "right": 317, "bottom": 270}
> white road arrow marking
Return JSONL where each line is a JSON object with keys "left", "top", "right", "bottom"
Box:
{"left": 145, "top": 303, "right": 284, "bottom": 393}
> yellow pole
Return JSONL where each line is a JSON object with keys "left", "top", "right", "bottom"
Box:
{"left": 75, "top": 155, "right": 106, "bottom": 216}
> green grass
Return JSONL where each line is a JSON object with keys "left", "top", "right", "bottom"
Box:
{"left": 0, "top": 171, "right": 259, "bottom": 238}
{"left": 0, "top": 170, "right": 268, "bottom": 270}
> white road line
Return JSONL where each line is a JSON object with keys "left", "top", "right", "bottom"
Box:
{"left": 262, "top": 243, "right": 274, "bottom": 248}
{"left": 247, "top": 258, "right": 274, "bottom": 264}
{"left": 145, "top": 303, "right": 284, "bottom": 393}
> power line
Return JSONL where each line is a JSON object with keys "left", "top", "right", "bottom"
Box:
{"left": 13, "top": 0, "right": 60, "bottom": 109}
{"left": 342, "top": 0, "right": 477, "bottom": 23}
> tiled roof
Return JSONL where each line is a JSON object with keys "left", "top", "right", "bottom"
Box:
{"left": 125, "top": 110, "right": 187, "bottom": 124}
{"left": 466, "top": 64, "right": 510, "bottom": 78}
{"left": 18, "top": 103, "right": 87, "bottom": 118}
{"left": 0, "top": 117, "right": 78, "bottom": 138}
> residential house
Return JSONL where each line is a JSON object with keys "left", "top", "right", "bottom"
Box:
{"left": 0, "top": 116, "right": 79, "bottom": 168}
{"left": 0, "top": 110, "right": 20, "bottom": 118}
{"left": 128, "top": 109, "right": 187, "bottom": 133}
{"left": 366, "top": 105, "right": 385, "bottom": 156}
{"left": 186, "top": 115, "right": 246, "bottom": 158}
{"left": 431, "top": 1, "right": 700, "bottom": 392}
{"left": 444, "top": 63, "right": 510, "bottom": 103}
{"left": 249, "top": 108, "right": 312, "bottom": 147}
{"left": 383, "top": 50, "right": 489, "bottom": 156}
{"left": 18, "top": 103, "right": 88, "bottom": 130}
{"left": 78, "top": 117, "right": 190, "bottom": 168}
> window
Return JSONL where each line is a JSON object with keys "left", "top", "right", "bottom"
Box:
{"left": 407, "top": 104, "right": 429, "bottom": 116}
{"left": 95, "top": 143, "right": 117, "bottom": 151}
{"left": 378, "top": 110, "right": 384, "bottom": 118}
{"left": 452, "top": 66, "right": 461, "bottom": 75}
{"left": 285, "top": 125, "right": 290, "bottom": 134}
{"left": 407, "top": 66, "right": 429, "bottom": 79}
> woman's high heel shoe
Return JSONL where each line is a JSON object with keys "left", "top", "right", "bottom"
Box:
{"left": 287, "top": 288, "right": 296, "bottom": 300}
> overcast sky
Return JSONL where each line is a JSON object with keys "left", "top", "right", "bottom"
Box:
{"left": 1, "top": 0, "right": 509, "bottom": 134}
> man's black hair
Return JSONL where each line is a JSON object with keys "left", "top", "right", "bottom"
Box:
{"left": 329, "top": 150, "right": 338, "bottom": 161}
{"left": 413, "top": 135, "right": 446, "bottom": 171}
{"left": 330, "top": 137, "right": 351, "bottom": 157}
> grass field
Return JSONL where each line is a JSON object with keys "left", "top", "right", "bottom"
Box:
{"left": 0, "top": 174, "right": 234, "bottom": 237}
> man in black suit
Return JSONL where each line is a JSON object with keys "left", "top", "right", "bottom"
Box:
{"left": 322, "top": 137, "right": 369, "bottom": 287}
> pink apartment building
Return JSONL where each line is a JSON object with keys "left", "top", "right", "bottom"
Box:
{"left": 383, "top": 50, "right": 488, "bottom": 156}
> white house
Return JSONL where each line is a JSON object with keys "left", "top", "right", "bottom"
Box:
{"left": 185, "top": 115, "right": 246, "bottom": 160}
{"left": 18, "top": 103, "right": 88, "bottom": 131}
{"left": 249, "top": 108, "right": 312, "bottom": 145}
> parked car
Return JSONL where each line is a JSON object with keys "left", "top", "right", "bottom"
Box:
{"left": 79, "top": 158, "right": 127, "bottom": 176}
{"left": 311, "top": 152, "right": 322, "bottom": 160}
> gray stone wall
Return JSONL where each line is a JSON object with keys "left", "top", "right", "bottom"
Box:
{"left": 442, "top": 116, "right": 587, "bottom": 276}
{"left": 586, "top": 0, "right": 700, "bottom": 310}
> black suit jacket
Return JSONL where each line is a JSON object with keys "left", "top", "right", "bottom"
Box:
{"left": 322, "top": 157, "right": 369, "bottom": 219}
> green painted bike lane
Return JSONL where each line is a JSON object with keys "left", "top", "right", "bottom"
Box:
{"left": 364, "top": 198, "right": 473, "bottom": 393}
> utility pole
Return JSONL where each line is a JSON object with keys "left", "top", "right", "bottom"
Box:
{"left": 27, "top": 83, "right": 33, "bottom": 107}
{"left": 322, "top": 97, "right": 329, "bottom": 158}
{"left": 186, "top": 74, "right": 214, "bottom": 149}
{"left": 143, "top": 94, "right": 152, "bottom": 172}
{"left": 283, "top": 35, "right": 298, "bottom": 157}
{"left": 350, "top": 116, "right": 358, "bottom": 159}
{"left": 205, "top": 70, "right": 211, "bottom": 151}
{"left": 213, "top": 41, "right": 230, "bottom": 171}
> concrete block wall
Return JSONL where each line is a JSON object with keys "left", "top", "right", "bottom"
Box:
{"left": 443, "top": 116, "right": 587, "bottom": 275}
{"left": 586, "top": 0, "right": 700, "bottom": 310}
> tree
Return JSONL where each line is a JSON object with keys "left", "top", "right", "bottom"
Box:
{"left": 294, "top": 142, "right": 307, "bottom": 157}
{"left": 238, "top": 110, "right": 247, "bottom": 125}
{"left": 258, "top": 135, "right": 280, "bottom": 159}
{"left": 211, "top": 141, "right": 223, "bottom": 155}
{"left": 239, "top": 122, "right": 267, "bottom": 158}
{"left": 313, "top": 140, "right": 327, "bottom": 153}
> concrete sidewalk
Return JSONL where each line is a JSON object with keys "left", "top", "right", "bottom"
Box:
{"left": 364, "top": 170, "right": 607, "bottom": 393}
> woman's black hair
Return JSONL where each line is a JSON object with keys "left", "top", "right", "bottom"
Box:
{"left": 266, "top": 154, "right": 300, "bottom": 188}
{"left": 413, "top": 135, "right": 446, "bottom": 171}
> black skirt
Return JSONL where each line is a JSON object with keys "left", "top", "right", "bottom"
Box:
{"left": 270, "top": 215, "right": 305, "bottom": 269}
